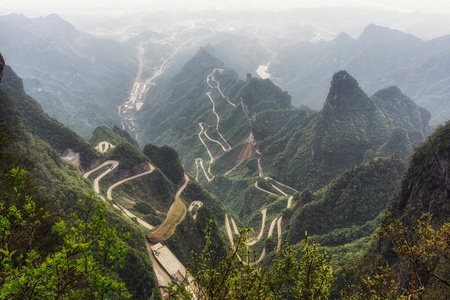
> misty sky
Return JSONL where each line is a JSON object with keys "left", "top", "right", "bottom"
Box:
{"left": 2, "top": 0, "right": 450, "bottom": 15}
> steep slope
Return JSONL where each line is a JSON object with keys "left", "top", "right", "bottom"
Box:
{"left": 90, "top": 125, "right": 140, "bottom": 148}
{"left": 136, "top": 48, "right": 430, "bottom": 221}
{"left": 0, "top": 66, "right": 155, "bottom": 298}
{"left": 265, "top": 71, "right": 429, "bottom": 191}
{"left": 347, "top": 122, "right": 450, "bottom": 299}
{"left": 1, "top": 64, "right": 229, "bottom": 297}
{"left": 1, "top": 66, "right": 100, "bottom": 170}
{"left": 286, "top": 156, "right": 405, "bottom": 266}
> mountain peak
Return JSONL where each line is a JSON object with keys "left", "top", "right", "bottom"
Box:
{"left": 334, "top": 32, "right": 354, "bottom": 44}
{"left": 324, "top": 71, "right": 370, "bottom": 112}
{"left": 358, "top": 24, "right": 421, "bottom": 44}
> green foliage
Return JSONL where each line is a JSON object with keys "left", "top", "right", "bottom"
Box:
{"left": 1, "top": 78, "right": 157, "bottom": 298}
{"left": 0, "top": 169, "right": 131, "bottom": 299}
{"left": 108, "top": 142, "right": 148, "bottom": 171}
{"left": 289, "top": 156, "right": 405, "bottom": 244}
{"left": 2, "top": 66, "right": 101, "bottom": 169}
{"left": 90, "top": 125, "right": 139, "bottom": 148}
{"left": 183, "top": 223, "right": 333, "bottom": 299}
{"left": 343, "top": 214, "right": 449, "bottom": 300}
{"left": 379, "top": 213, "right": 450, "bottom": 296}
{"left": 143, "top": 144, "right": 184, "bottom": 184}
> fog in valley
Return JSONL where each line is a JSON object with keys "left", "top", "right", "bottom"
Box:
{"left": 1, "top": 0, "right": 450, "bottom": 128}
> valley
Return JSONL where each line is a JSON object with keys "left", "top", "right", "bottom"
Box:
{"left": 84, "top": 140, "right": 195, "bottom": 295}
{"left": 1, "top": 7, "right": 449, "bottom": 298}
{"left": 119, "top": 36, "right": 195, "bottom": 136}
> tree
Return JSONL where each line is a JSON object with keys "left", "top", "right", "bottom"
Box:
{"left": 378, "top": 213, "right": 450, "bottom": 297}
{"left": 0, "top": 168, "right": 131, "bottom": 299}
{"left": 171, "top": 221, "right": 333, "bottom": 299}
{"left": 343, "top": 213, "right": 450, "bottom": 299}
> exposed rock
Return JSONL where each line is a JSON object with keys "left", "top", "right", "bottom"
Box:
{"left": 0, "top": 52, "right": 5, "bottom": 83}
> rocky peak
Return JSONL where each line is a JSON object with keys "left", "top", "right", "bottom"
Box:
{"left": 324, "top": 70, "right": 370, "bottom": 112}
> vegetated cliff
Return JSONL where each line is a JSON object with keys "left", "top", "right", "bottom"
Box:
{"left": 350, "top": 122, "right": 450, "bottom": 299}
{"left": 1, "top": 65, "right": 101, "bottom": 170}
{"left": 263, "top": 71, "right": 429, "bottom": 193}
{"left": 391, "top": 121, "right": 450, "bottom": 225}
{"left": 1, "top": 64, "right": 230, "bottom": 297}
{"left": 286, "top": 156, "right": 406, "bottom": 265}
{"left": 0, "top": 67, "right": 155, "bottom": 298}
{"left": 136, "top": 46, "right": 431, "bottom": 220}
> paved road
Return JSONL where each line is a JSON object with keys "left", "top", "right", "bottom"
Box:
{"left": 248, "top": 208, "right": 267, "bottom": 246}
{"left": 83, "top": 160, "right": 119, "bottom": 194}
{"left": 205, "top": 90, "right": 231, "bottom": 151}
{"left": 268, "top": 217, "right": 278, "bottom": 237}
{"left": 231, "top": 217, "right": 239, "bottom": 235}
{"left": 254, "top": 182, "right": 278, "bottom": 196}
{"left": 189, "top": 201, "right": 204, "bottom": 212}
{"left": 107, "top": 162, "right": 155, "bottom": 200}
{"left": 95, "top": 141, "right": 115, "bottom": 153}
{"left": 225, "top": 214, "right": 235, "bottom": 248}
{"left": 277, "top": 217, "right": 283, "bottom": 251}
{"left": 287, "top": 196, "right": 293, "bottom": 209}
{"left": 84, "top": 160, "right": 154, "bottom": 230}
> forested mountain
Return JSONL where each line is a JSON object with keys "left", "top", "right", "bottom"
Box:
{"left": 270, "top": 24, "right": 450, "bottom": 125}
{"left": 342, "top": 121, "right": 450, "bottom": 299}
{"left": 1, "top": 13, "right": 448, "bottom": 297}
{"left": 0, "top": 65, "right": 228, "bottom": 298}
{"left": 136, "top": 49, "right": 430, "bottom": 215}
{"left": 0, "top": 13, "right": 139, "bottom": 138}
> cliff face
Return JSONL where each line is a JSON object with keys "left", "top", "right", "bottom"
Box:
{"left": 0, "top": 52, "right": 4, "bottom": 82}
{"left": 394, "top": 122, "right": 450, "bottom": 225}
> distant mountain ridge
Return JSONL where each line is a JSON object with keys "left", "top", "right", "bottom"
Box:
{"left": 0, "top": 13, "right": 139, "bottom": 138}
{"left": 270, "top": 24, "right": 450, "bottom": 125}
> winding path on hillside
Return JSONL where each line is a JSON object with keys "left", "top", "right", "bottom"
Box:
{"left": 195, "top": 69, "right": 239, "bottom": 182}
{"left": 83, "top": 160, "right": 119, "bottom": 194}
{"left": 95, "top": 141, "right": 115, "bottom": 153}
{"left": 254, "top": 182, "right": 278, "bottom": 196}
{"left": 277, "top": 217, "right": 283, "bottom": 250}
{"left": 205, "top": 91, "right": 231, "bottom": 151}
{"left": 84, "top": 159, "right": 155, "bottom": 230}
{"left": 209, "top": 71, "right": 236, "bottom": 107}
{"left": 188, "top": 200, "right": 203, "bottom": 220}
{"left": 247, "top": 208, "right": 267, "bottom": 246}
{"left": 223, "top": 146, "right": 297, "bottom": 264}
{"left": 106, "top": 162, "right": 155, "bottom": 200}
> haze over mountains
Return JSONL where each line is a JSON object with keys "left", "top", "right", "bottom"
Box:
{"left": 1, "top": 2, "right": 449, "bottom": 298}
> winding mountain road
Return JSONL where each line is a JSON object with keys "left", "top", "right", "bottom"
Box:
{"left": 205, "top": 91, "right": 231, "bottom": 151}
{"left": 254, "top": 182, "right": 278, "bottom": 196}
{"left": 83, "top": 160, "right": 119, "bottom": 194}
{"left": 247, "top": 208, "right": 267, "bottom": 246}
{"left": 95, "top": 141, "right": 115, "bottom": 153}
{"left": 107, "top": 162, "right": 155, "bottom": 200}
{"left": 277, "top": 217, "right": 283, "bottom": 250}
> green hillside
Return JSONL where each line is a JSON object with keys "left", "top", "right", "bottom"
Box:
{"left": 0, "top": 65, "right": 229, "bottom": 298}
